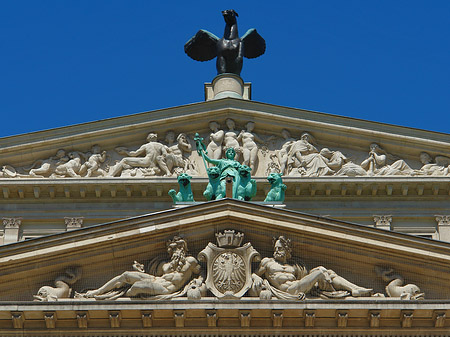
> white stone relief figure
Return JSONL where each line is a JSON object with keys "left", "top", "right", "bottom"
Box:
{"left": 375, "top": 267, "right": 424, "bottom": 300}
{"left": 28, "top": 149, "right": 68, "bottom": 178}
{"left": 0, "top": 165, "right": 18, "bottom": 178}
{"left": 206, "top": 121, "right": 224, "bottom": 161}
{"left": 76, "top": 236, "right": 201, "bottom": 300}
{"left": 164, "top": 132, "right": 196, "bottom": 176}
{"left": 287, "top": 132, "right": 334, "bottom": 177}
{"left": 274, "top": 129, "right": 296, "bottom": 175}
{"left": 237, "top": 122, "right": 265, "bottom": 173}
{"left": 223, "top": 118, "right": 241, "bottom": 156}
{"left": 415, "top": 152, "right": 450, "bottom": 176}
{"left": 320, "top": 148, "right": 368, "bottom": 177}
{"left": 79, "top": 145, "right": 107, "bottom": 177}
{"left": 51, "top": 151, "right": 84, "bottom": 178}
{"left": 108, "top": 132, "right": 171, "bottom": 177}
{"left": 250, "top": 236, "right": 373, "bottom": 300}
{"left": 34, "top": 267, "right": 82, "bottom": 301}
{"left": 361, "top": 143, "right": 413, "bottom": 176}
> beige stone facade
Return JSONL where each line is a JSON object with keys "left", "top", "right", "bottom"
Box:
{"left": 0, "top": 79, "right": 449, "bottom": 335}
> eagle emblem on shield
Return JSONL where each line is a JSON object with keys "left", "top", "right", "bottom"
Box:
{"left": 198, "top": 230, "right": 260, "bottom": 298}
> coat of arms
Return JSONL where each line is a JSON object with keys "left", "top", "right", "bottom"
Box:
{"left": 198, "top": 230, "right": 260, "bottom": 298}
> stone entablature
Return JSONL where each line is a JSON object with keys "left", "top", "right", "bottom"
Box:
{"left": 0, "top": 177, "right": 449, "bottom": 200}
{"left": 0, "top": 300, "right": 448, "bottom": 333}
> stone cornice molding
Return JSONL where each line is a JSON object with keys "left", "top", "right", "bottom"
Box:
{"left": 0, "top": 177, "right": 448, "bottom": 201}
{"left": 1, "top": 199, "right": 450, "bottom": 273}
{"left": 0, "top": 299, "right": 449, "bottom": 335}
{"left": 0, "top": 98, "right": 449, "bottom": 160}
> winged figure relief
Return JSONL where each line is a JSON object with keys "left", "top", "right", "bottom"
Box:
{"left": 184, "top": 9, "right": 266, "bottom": 75}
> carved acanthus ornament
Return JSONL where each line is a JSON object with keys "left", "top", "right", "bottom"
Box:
{"left": 373, "top": 215, "right": 392, "bottom": 229}
{"left": 436, "top": 215, "right": 450, "bottom": 226}
{"left": 65, "top": 217, "right": 84, "bottom": 230}
{"left": 3, "top": 217, "right": 21, "bottom": 229}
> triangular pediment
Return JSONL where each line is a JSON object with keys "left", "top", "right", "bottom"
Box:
{"left": 1, "top": 199, "right": 449, "bottom": 302}
{"left": 0, "top": 98, "right": 449, "bottom": 182}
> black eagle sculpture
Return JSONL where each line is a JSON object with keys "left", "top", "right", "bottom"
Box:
{"left": 184, "top": 10, "right": 266, "bottom": 76}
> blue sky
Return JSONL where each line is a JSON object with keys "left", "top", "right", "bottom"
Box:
{"left": 1, "top": 1, "right": 449, "bottom": 137}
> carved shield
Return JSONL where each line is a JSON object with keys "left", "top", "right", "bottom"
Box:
{"left": 198, "top": 242, "right": 260, "bottom": 298}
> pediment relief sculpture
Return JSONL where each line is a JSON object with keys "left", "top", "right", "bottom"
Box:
{"left": 2, "top": 122, "right": 449, "bottom": 179}
{"left": 250, "top": 236, "right": 373, "bottom": 300}
{"left": 75, "top": 236, "right": 203, "bottom": 300}
{"left": 32, "top": 231, "right": 424, "bottom": 301}
{"left": 34, "top": 267, "right": 82, "bottom": 301}
{"left": 375, "top": 267, "right": 424, "bottom": 300}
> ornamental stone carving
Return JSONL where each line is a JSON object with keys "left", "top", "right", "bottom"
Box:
{"left": 250, "top": 236, "right": 373, "bottom": 300}
{"left": 375, "top": 267, "right": 424, "bottom": 300}
{"left": 75, "top": 236, "right": 202, "bottom": 300}
{"left": 64, "top": 217, "right": 83, "bottom": 231}
{"left": 2, "top": 123, "right": 449, "bottom": 179}
{"left": 373, "top": 215, "right": 392, "bottom": 230}
{"left": 198, "top": 230, "right": 260, "bottom": 298}
{"left": 34, "top": 267, "right": 82, "bottom": 301}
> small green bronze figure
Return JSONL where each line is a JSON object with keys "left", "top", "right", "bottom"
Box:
{"left": 203, "top": 167, "right": 225, "bottom": 201}
{"left": 236, "top": 165, "right": 256, "bottom": 201}
{"left": 264, "top": 172, "right": 286, "bottom": 203}
{"left": 168, "top": 173, "right": 195, "bottom": 203}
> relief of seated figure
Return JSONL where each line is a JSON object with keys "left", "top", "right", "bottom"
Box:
{"left": 250, "top": 236, "right": 373, "bottom": 300}
{"left": 361, "top": 143, "right": 413, "bottom": 176}
{"left": 164, "top": 132, "right": 197, "bottom": 176}
{"left": 287, "top": 132, "right": 335, "bottom": 177}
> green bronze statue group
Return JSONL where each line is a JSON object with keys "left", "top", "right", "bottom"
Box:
{"left": 168, "top": 133, "right": 286, "bottom": 204}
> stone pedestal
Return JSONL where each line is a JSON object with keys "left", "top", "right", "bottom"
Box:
{"left": 204, "top": 74, "right": 251, "bottom": 101}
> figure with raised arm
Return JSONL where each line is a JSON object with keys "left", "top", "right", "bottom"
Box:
{"left": 195, "top": 133, "right": 243, "bottom": 199}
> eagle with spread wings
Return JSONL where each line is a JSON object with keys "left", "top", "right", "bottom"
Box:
{"left": 184, "top": 10, "right": 266, "bottom": 76}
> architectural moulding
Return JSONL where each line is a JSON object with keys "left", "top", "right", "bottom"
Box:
{"left": 2, "top": 217, "right": 21, "bottom": 244}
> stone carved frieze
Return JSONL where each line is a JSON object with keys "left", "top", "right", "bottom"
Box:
{"left": 2, "top": 123, "right": 449, "bottom": 179}
{"left": 34, "top": 267, "right": 82, "bottom": 301}
{"left": 250, "top": 236, "right": 373, "bottom": 300}
{"left": 375, "top": 267, "right": 424, "bottom": 300}
{"left": 28, "top": 231, "right": 426, "bottom": 302}
{"left": 198, "top": 230, "right": 260, "bottom": 298}
{"left": 75, "top": 236, "right": 203, "bottom": 300}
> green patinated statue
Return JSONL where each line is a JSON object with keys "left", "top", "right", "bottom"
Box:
{"left": 168, "top": 173, "right": 195, "bottom": 203}
{"left": 195, "top": 133, "right": 256, "bottom": 201}
{"left": 236, "top": 165, "right": 256, "bottom": 201}
{"left": 203, "top": 167, "right": 225, "bottom": 201}
{"left": 264, "top": 172, "right": 286, "bottom": 203}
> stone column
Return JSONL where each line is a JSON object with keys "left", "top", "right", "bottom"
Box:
{"left": 373, "top": 215, "right": 392, "bottom": 231}
{"left": 3, "top": 218, "right": 21, "bottom": 244}
{"left": 436, "top": 216, "right": 450, "bottom": 242}
{"left": 65, "top": 217, "right": 84, "bottom": 231}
